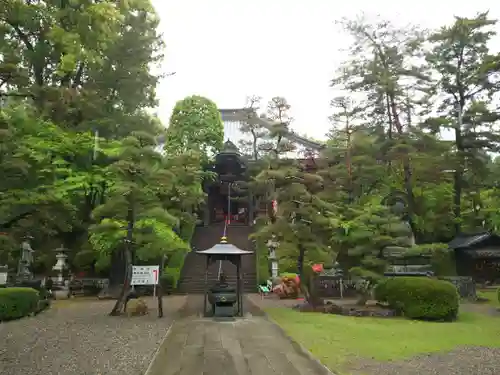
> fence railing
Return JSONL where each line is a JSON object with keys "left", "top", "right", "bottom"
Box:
{"left": 313, "top": 276, "right": 358, "bottom": 299}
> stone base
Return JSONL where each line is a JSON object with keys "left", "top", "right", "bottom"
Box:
{"left": 53, "top": 289, "right": 69, "bottom": 300}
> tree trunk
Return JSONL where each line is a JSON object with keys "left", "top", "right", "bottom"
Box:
{"left": 388, "top": 94, "right": 417, "bottom": 236}
{"left": 157, "top": 255, "right": 165, "bottom": 318}
{"left": 453, "top": 106, "right": 464, "bottom": 235}
{"left": 297, "top": 245, "right": 305, "bottom": 279}
{"left": 109, "top": 194, "right": 135, "bottom": 316}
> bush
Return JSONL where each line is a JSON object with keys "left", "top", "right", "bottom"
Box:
{"left": 161, "top": 267, "right": 181, "bottom": 292}
{"left": 374, "top": 278, "right": 390, "bottom": 302}
{"left": 396, "top": 244, "right": 456, "bottom": 276}
{"left": 0, "top": 287, "right": 40, "bottom": 321}
{"left": 374, "top": 277, "right": 459, "bottom": 321}
{"left": 257, "top": 259, "right": 269, "bottom": 285}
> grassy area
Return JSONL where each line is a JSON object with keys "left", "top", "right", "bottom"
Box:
{"left": 266, "top": 308, "right": 500, "bottom": 372}
{"left": 477, "top": 289, "right": 499, "bottom": 305}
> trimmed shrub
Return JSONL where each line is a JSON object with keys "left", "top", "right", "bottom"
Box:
{"left": 160, "top": 270, "right": 178, "bottom": 291}
{"left": 374, "top": 277, "right": 390, "bottom": 302}
{"left": 161, "top": 249, "right": 188, "bottom": 292}
{"left": 374, "top": 277, "right": 459, "bottom": 321}
{"left": 0, "top": 287, "right": 40, "bottom": 321}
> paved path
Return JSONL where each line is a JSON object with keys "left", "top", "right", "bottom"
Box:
{"left": 146, "top": 296, "right": 328, "bottom": 375}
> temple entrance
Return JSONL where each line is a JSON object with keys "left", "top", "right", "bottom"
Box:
{"left": 209, "top": 182, "right": 248, "bottom": 224}
{"left": 203, "top": 140, "right": 250, "bottom": 226}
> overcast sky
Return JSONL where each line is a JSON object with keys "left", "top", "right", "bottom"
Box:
{"left": 152, "top": 1, "right": 500, "bottom": 141}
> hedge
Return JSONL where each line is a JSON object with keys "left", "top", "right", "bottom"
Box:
{"left": 375, "top": 277, "right": 459, "bottom": 321}
{"left": 0, "top": 287, "right": 40, "bottom": 321}
{"left": 161, "top": 249, "right": 188, "bottom": 292}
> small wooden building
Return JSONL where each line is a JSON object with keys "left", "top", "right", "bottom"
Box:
{"left": 449, "top": 232, "right": 500, "bottom": 283}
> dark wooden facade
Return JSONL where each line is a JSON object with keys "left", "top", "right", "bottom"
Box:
{"left": 202, "top": 141, "right": 254, "bottom": 226}
{"left": 449, "top": 232, "right": 500, "bottom": 283}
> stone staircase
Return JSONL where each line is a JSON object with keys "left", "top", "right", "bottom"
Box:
{"left": 178, "top": 222, "right": 257, "bottom": 294}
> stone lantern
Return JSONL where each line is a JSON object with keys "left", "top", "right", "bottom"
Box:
{"left": 52, "top": 245, "right": 68, "bottom": 285}
{"left": 267, "top": 235, "right": 279, "bottom": 278}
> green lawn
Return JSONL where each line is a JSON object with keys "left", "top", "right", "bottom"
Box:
{"left": 477, "top": 289, "right": 499, "bottom": 305}
{"left": 266, "top": 308, "right": 500, "bottom": 372}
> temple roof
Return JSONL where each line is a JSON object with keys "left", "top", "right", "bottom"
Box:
{"left": 219, "top": 108, "right": 325, "bottom": 151}
{"left": 448, "top": 232, "right": 499, "bottom": 249}
{"left": 196, "top": 237, "right": 253, "bottom": 256}
{"left": 220, "top": 139, "right": 239, "bottom": 154}
{"left": 196, "top": 243, "right": 253, "bottom": 256}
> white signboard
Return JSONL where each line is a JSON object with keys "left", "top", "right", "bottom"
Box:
{"left": 131, "top": 265, "right": 159, "bottom": 286}
{"left": 0, "top": 265, "right": 7, "bottom": 285}
{"left": 0, "top": 272, "right": 7, "bottom": 285}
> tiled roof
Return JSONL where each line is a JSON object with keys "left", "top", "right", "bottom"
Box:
{"left": 448, "top": 232, "right": 492, "bottom": 249}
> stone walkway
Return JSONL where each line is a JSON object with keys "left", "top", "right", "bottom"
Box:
{"left": 146, "top": 296, "right": 329, "bottom": 375}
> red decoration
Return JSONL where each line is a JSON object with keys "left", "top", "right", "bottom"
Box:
{"left": 271, "top": 200, "right": 278, "bottom": 215}
{"left": 312, "top": 264, "right": 323, "bottom": 273}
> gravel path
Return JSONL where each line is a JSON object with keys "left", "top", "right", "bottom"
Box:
{"left": 348, "top": 347, "right": 500, "bottom": 375}
{"left": 0, "top": 296, "right": 186, "bottom": 375}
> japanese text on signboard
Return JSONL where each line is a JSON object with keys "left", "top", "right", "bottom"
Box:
{"left": 131, "top": 265, "right": 159, "bottom": 285}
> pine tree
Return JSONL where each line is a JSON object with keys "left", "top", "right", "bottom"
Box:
{"left": 426, "top": 11, "right": 500, "bottom": 233}
{"left": 89, "top": 131, "right": 190, "bottom": 315}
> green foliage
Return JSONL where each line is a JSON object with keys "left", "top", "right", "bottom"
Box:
{"left": 178, "top": 215, "right": 197, "bottom": 243}
{"left": 0, "top": 287, "right": 40, "bottom": 321}
{"left": 165, "top": 95, "right": 224, "bottom": 157}
{"left": 0, "top": 0, "right": 187, "bottom": 284}
{"left": 161, "top": 268, "right": 181, "bottom": 291}
{"left": 255, "top": 240, "right": 270, "bottom": 284}
{"left": 400, "top": 243, "right": 456, "bottom": 276}
{"left": 0, "top": 0, "right": 163, "bottom": 135}
{"left": 327, "top": 12, "right": 500, "bottom": 242}
{"left": 250, "top": 159, "right": 334, "bottom": 273}
{"left": 162, "top": 249, "right": 190, "bottom": 291}
{"left": 375, "top": 277, "right": 459, "bottom": 321}
{"left": 2, "top": 2, "right": 500, "bottom": 311}
{"left": 330, "top": 202, "right": 412, "bottom": 277}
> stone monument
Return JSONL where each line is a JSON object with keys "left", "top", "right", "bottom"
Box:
{"left": 18, "top": 235, "right": 35, "bottom": 280}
